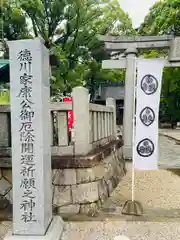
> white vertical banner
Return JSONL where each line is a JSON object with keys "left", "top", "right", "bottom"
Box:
{"left": 134, "top": 59, "right": 165, "bottom": 170}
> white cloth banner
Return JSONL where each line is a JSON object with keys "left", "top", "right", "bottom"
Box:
{"left": 133, "top": 59, "right": 165, "bottom": 170}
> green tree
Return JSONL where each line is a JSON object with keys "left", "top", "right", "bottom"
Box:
{"left": 160, "top": 68, "right": 180, "bottom": 127}
{"left": 140, "top": 0, "right": 180, "bottom": 125}
{"left": 0, "top": 0, "right": 30, "bottom": 41}
{"left": 139, "top": 0, "right": 180, "bottom": 36}
{"left": 1, "top": 0, "right": 134, "bottom": 97}
{"left": 0, "top": 0, "right": 31, "bottom": 58}
{"left": 84, "top": 60, "right": 125, "bottom": 101}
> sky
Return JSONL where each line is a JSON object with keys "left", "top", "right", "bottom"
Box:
{"left": 120, "top": 0, "right": 158, "bottom": 28}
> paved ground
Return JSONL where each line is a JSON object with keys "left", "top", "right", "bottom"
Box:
{"left": 159, "top": 129, "right": 180, "bottom": 142}
{"left": 1, "top": 133, "right": 180, "bottom": 240}
{"left": 159, "top": 135, "right": 180, "bottom": 168}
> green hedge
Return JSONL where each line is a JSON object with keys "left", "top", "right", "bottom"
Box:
{"left": 0, "top": 90, "right": 10, "bottom": 104}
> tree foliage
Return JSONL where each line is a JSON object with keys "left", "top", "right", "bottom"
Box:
{"left": 160, "top": 68, "right": 180, "bottom": 125}
{"left": 0, "top": 0, "right": 30, "bottom": 41}
{"left": 140, "top": 0, "right": 180, "bottom": 124}
{"left": 139, "top": 0, "right": 180, "bottom": 36}
{"left": 0, "top": 0, "right": 134, "bottom": 97}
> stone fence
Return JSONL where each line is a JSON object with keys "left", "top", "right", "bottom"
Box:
{"left": 0, "top": 86, "right": 125, "bottom": 216}
{"left": 0, "top": 86, "right": 117, "bottom": 156}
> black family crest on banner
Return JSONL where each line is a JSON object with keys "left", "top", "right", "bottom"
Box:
{"left": 141, "top": 74, "right": 158, "bottom": 95}
{"left": 135, "top": 60, "right": 164, "bottom": 170}
{"left": 137, "top": 138, "right": 154, "bottom": 157}
{"left": 140, "top": 107, "right": 155, "bottom": 126}
{"left": 136, "top": 74, "right": 158, "bottom": 157}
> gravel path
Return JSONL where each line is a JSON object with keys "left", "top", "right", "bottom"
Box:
{"left": 102, "top": 136, "right": 180, "bottom": 217}
{"left": 0, "top": 222, "right": 11, "bottom": 240}
{"left": 61, "top": 221, "right": 180, "bottom": 240}
{"left": 108, "top": 162, "right": 180, "bottom": 211}
{"left": 2, "top": 220, "right": 180, "bottom": 240}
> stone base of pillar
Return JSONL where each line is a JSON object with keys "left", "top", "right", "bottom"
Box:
{"left": 123, "top": 146, "right": 132, "bottom": 160}
{"left": 4, "top": 217, "right": 64, "bottom": 240}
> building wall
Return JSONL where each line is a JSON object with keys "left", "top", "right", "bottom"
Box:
{"left": 102, "top": 86, "right": 125, "bottom": 100}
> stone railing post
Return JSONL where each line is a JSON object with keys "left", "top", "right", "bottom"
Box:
{"left": 106, "top": 98, "right": 116, "bottom": 139}
{"left": 72, "top": 86, "right": 91, "bottom": 155}
{"left": 0, "top": 105, "right": 10, "bottom": 147}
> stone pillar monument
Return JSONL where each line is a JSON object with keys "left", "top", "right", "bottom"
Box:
{"left": 5, "top": 38, "right": 63, "bottom": 240}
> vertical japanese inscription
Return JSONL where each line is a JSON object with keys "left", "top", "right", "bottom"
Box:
{"left": 17, "top": 49, "right": 37, "bottom": 223}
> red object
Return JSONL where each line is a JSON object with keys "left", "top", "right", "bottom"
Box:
{"left": 63, "top": 97, "right": 74, "bottom": 130}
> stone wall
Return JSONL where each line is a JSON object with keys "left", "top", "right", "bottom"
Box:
{"left": 52, "top": 146, "right": 125, "bottom": 216}
{"left": 0, "top": 140, "right": 125, "bottom": 217}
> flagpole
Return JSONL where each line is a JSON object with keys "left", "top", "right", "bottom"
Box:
{"left": 122, "top": 56, "right": 143, "bottom": 216}
{"left": 131, "top": 57, "right": 136, "bottom": 202}
{"left": 131, "top": 164, "right": 135, "bottom": 201}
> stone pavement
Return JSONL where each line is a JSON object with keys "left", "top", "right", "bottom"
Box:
{"left": 159, "top": 129, "right": 180, "bottom": 168}
{"left": 159, "top": 135, "right": 180, "bottom": 168}
{"left": 159, "top": 128, "right": 180, "bottom": 142}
